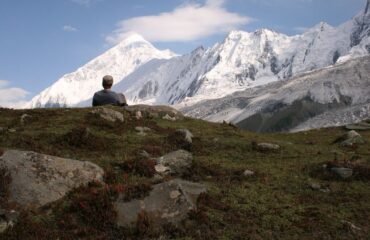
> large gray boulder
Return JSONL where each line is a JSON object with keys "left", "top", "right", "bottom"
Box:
{"left": 155, "top": 150, "right": 193, "bottom": 177}
{"left": 114, "top": 179, "right": 207, "bottom": 226}
{"left": 0, "top": 150, "right": 104, "bottom": 208}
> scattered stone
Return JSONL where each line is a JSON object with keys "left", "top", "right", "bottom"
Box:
{"left": 331, "top": 167, "right": 353, "bottom": 179}
{"left": 243, "top": 170, "right": 255, "bottom": 177}
{"left": 176, "top": 129, "right": 194, "bottom": 144}
{"left": 135, "top": 111, "right": 143, "bottom": 120}
{"left": 135, "top": 126, "right": 152, "bottom": 136}
{"left": 256, "top": 143, "right": 280, "bottom": 152}
{"left": 341, "top": 220, "right": 362, "bottom": 232}
{"left": 309, "top": 182, "right": 321, "bottom": 190}
{"left": 91, "top": 107, "right": 124, "bottom": 122}
{"left": 114, "top": 179, "right": 207, "bottom": 226}
{"left": 308, "top": 182, "right": 330, "bottom": 192}
{"left": 124, "top": 105, "right": 183, "bottom": 119}
{"left": 156, "top": 150, "right": 193, "bottom": 177}
{"left": 163, "top": 114, "right": 177, "bottom": 121}
{"left": 0, "top": 127, "right": 5, "bottom": 134}
{"left": 346, "top": 130, "right": 361, "bottom": 139}
{"left": 7, "top": 129, "right": 16, "bottom": 133}
{"left": 20, "top": 113, "right": 32, "bottom": 125}
{"left": 0, "top": 150, "right": 104, "bottom": 208}
{"left": 337, "top": 130, "right": 365, "bottom": 147}
{"left": 138, "top": 150, "right": 151, "bottom": 158}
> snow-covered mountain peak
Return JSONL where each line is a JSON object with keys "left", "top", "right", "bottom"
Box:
{"left": 26, "top": 33, "right": 176, "bottom": 108}
{"left": 116, "top": 32, "right": 150, "bottom": 47}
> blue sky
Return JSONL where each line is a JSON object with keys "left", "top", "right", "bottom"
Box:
{"left": 0, "top": 0, "right": 367, "bottom": 107}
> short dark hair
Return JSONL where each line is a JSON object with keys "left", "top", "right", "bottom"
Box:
{"left": 102, "top": 75, "right": 114, "bottom": 89}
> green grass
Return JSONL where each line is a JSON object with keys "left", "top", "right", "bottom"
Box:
{"left": 0, "top": 106, "right": 369, "bottom": 239}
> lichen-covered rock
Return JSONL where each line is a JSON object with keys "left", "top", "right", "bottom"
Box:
{"left": 91, "top": 107, "right": 124, "bottom": 122}
{"left": 114, "top": 179, "right": 207, "bottom": 226}
{"left": 243, "top": 170, "right": 255, "bottom": 177}
{"left": 339, "top": 130, "right": 365, "bottom": 147}
{"left": 135, "top": 126, "right": 152, "bottom": 136}
{"left": 0, "top": 150, "right": 104, "bottom": 208}
{"left": 20, "top": 114, "right": 32, "bottom": 125}
{"left": 156, "top": 150, "right": 193, "bottom": 176}
{"left": 163, "top": 114, "right": 177, "bottom": 121}
{"left": 176, "top": 129, "right": 194, "bottom": 144}
{"left": 256, "top": 143, "right": 281, "bottom": 152}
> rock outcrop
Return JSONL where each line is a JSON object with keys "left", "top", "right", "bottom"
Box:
{"left": 0, "top": 150, "right": 104, "bottom": 208}
{"left": 114, "top": 179, "right": 207, "bottom": 226}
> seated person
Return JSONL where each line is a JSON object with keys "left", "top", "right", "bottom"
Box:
{"left": 92, "top": 75, "right": 127, "bottom": 107}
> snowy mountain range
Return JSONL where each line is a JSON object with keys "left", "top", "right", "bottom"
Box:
{"left": 26, "top": 1, "right": 370, "bottom": 131}
{"left": 181, "top": 55, "right": 370, "bottom": 132}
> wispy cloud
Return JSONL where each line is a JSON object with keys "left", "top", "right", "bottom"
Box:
{"left": 0, "top": 80, "right": 29, "bottom": 109}
{"left": 63, "top": 25, "right": 78, "bottom": 32}
{"left": 106, "top": 0, "right": 252, "bottom": 44}
{"left": 70, "top": 0, "right": 102, "bottom": 6}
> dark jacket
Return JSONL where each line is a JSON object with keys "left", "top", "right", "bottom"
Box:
{"left": 92, "top": 89, "right": 127, "bottom": 107}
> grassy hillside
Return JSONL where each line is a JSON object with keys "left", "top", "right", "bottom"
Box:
{"left": 0, "top": 106, "right": 369, "bottom": 239}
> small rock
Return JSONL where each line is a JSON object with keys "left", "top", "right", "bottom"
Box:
{"left": 338, "top": 130, "right": 365, "bottom": 147}
{"left": 309, "top": 183, "right": 321, "bottom": 190}
{"left": 114, "top": 179, "right": 207, "bottom": 226}
{"left": 346, "top": 130, "right": 361, "bottom": 139}
{"left": 92, "top": 107, "right": 124, "bottom": 122}
{"left": 20, "top": 114, "right": 32, "bottom": 125}
{"left": 309, "top": 182, "right": 330, "bottom": 192}
{"left": 256, "top": 143, "right": 280, "bottom": 152}
{"left": 331, "top": 167, "right": 353, "bottom": 179}
{"left": 138, "top": 150, "right": 150, "bottom": 158}
{"left": 154, "top": 164, "right": 170, "bottom": 174}
{"left": 8, "top": 128, "right": 16, "bottom": 133}
{"left": 176, "top": 129, "right": 194, "bottom": 144}
{"left": 135, "top": 126, "right": 152, "bottom": 136}
{"left": 135, "top": 111, "right": 142, "bottom": 120}
{"left": 341, "top": 220, "right": 362, "bottom": 232}
{"left": 163, "top": 114, "right": 176, "bottom": 121}
{"left": 243, "top": 170, "right": 255, "bottom": 177}
{"left": 156, "top": 150, "right": 193, "bottom": 177}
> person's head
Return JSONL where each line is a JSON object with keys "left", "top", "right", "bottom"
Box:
{"left": 102, "top": 75, "right": 114, "bottom": 89}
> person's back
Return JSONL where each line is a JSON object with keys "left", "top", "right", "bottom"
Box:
{"left": 92, "top": 75, "right": 127, "bottom": 107}
{"left": 92, "top": 89, "right": 121, "bottom": 107}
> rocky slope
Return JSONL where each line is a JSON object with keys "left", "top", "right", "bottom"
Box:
{"left": 182, "top": 55, "right": 370, "bottom": 132}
